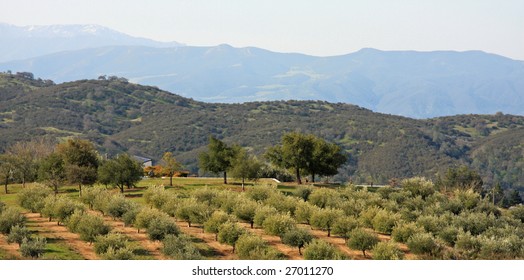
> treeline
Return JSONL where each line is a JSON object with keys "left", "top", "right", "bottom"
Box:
{"left": 0, "top": 131, "right": 348, "bottom": 194}
{"left": 0, "top": 138, "right": 143, "bottom": 194}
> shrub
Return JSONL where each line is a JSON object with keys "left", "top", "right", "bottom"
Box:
{"left": 246, "top": 186, "right": 275, "bottom": 202}
{"left": 416, "top": 215, "right": 447, "bottom": 235}
{"left": 101, "top": 247, "right": 135, "bottom": 260}
{"left": 262, "top": 214, "right": 296, "bottom": 238}
{"left": 147, "top": 215, "right": 180, "bottom": 241}
{"left": 294, "top": 185, "right": 314, "bottom": 201}
{"left": 160, "top": 193, "right": 181, "bottom": 217}
{"left": 372, "top": 209, "right": 401, "bottom": 234}
{"left": 391, "top": 222, "right": 424, "bottom": 243}
{"left": 42, "top": 196, "right": 85, "bottom": 225}
{"left": 162, "top": 234, "right": 202, "bottom": 260}
{"left": 204, "top": 210, "right": 233, "bottom": 240}
{"left": 310, "top": 208, "right": 344, "bottom": 237}
{"left": 232, "top": 199, "right": 258, "bottom": 228}
{"left": 438, "top": 226, "right": 461, "bottom": 246}
{"left": 143, "top": 185, "right": 168, "bottom": 209}
{"left": 79, "top": 187, "right": 107, "bottom": 210}
{"left": 94, "top": 233, "right": 129, "bottom": 255}
{"left": 20, "top": 237, "right": 46, "bottom": 259}
{"left": 294, "top": 201, "right": 319, "bottom": 225}
{"left": 453, "top": 189, "right": 481, "bottom": 210}
{"left": 265, "top": 194, "right": 298, "bottom": 215}
{"left": 175, "top": 198, "right": 212, "bottom": 227}
{"left": 332, "top": 216, "right": 359, "bottom": 242}
{"left": 192, "top": 187, "right": 219, "bottom": 206}
{"left": 253, "top": 205, "right": 278, "bottom": 227}
{"left": 358, "top": 206, "right": 380, "bottom": 228}
{"left": 56, "top": 197, "right": 85, "bottom": 225}
{"left": 217, "top": 222, "right": 245, "bottom": 253}
{"left": 235, "top": 234, "right": 286, "bottom": 260}
{"left": 75, "top": 214, "right": 111, "bottom": 243}
{"left": 0, "top": 207, "right": 26, "bottom": 234}
{"left": 453, "top": 211, "right": 495, "bottom": 236}
{"left": 407, "top": 232, "right": 441, "bottom": 257}
{"left": 303, "top": 239, "right": 343, "bottom": 260}
{"left": 454, "top": 232, "right": 482, "bottom": 259}
{"left": 235, "top": 234, "right": 268, "bottom": 259}
{"left": 7, "top": 225, "right": 31, "bottom": 247}
{"left": 509, "top": 205, "right": 524, "bottom": 223}
{"left": 106, "top": 195, "right": 136, "bottom": 219}
{"left": 372, "top": 241, "right": 404, "bottom": 260}
{"left": 282, "top": 228, "right": 313, "bottom": 255}
{"left": 135, "top": 208, "right": 164, "bottom": 232}
{"left": 308, "top": 188, "right": 341, "bottom": 209}
{"left": 121, "top": 204, "right": 140, "bottom": 226}
{"left": 401, "top": 177, "right": 435, "bottom": 199}
{"left": 17, "top": 185, "right": 52, "bottom": 212}
{"left": 347, "top": 228, "right": 379, "bottom": 257}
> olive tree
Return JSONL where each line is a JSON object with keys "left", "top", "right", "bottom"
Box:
{"left": 262, "top": 214, "right": 296, "bottom": 239}
{"left": 232, "top": 199, "right": 258, "bottom": 228}
{"left": 162, "top": 234, "right": 202, "bottom": 260}
{"left": 332, "top": 216, "right": 359, "bottom": 243}
{"left": 0, "top": 208, "right": 26, "bottom": 234}
{"left": 7, "top": 225, "right": 31, "bottom": 247}
{"left": 94, "top": 233, "right": 129, "bottom": 255}
{"left": 17, "top": 185, "right": 52, "bottom": 213}
{"left": 204, "top": 210, "right": 233, "bottom": 241}
{"left": 347, "top": 228, "right": 379, "bottom": 257}
{"left": 235, "top": 234, "right": 284, "bottom": 260}
{"left": 147, "top": 215, "right": 180, "bottom": 241}
{"left": 282, "top": 227, "right": 313, "bottom": 255}
{"left": 303, "top": 239, "right": 343, "bottom": 260}
{"left": 310, "top": 208, "right": 343, "bottom": 237}
{"left": 20, "top": 237, "right": 47, "bottom": 259}
{"left": 217, "top": 222, "right": 245, "bottom": 253}
{"left": 372, "top": 241, "right": 404, "bottom": 260}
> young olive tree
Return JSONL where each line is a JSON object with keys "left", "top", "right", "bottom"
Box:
{"left": 282, "top": 227, "right": 313, "bottom": 255}
{"left": 204, "top": 210, "right": 234, "bottom": 241}
{"left": 347, "top": 228, "right": 379, "bottom": 257}
{"left": 303, "top": 239, "right": 343, "bottom": 260}
{"left": 310, "top": 208, "right": 344, "bottom": 237}
{"left": 217, "top": 222, "right": 245, "bottom": 253}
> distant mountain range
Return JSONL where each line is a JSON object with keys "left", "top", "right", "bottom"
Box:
{"left": 1, "top": 23, "right": 523, "bottom": 118}
{"left": 0, "top": 22, "right": 183, "bottom": 62}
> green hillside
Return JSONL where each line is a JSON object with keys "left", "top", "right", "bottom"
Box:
{"left": 1, "top": 72, "right": 523, "bottom": 188}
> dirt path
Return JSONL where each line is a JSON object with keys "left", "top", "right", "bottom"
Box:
{"left": 175, "top": 222, "right": 236, "bottom": 260}
{"left": 24, "top": 212, "right": 98, "bottom": 260}
{"left": 239, "top": 223, "right": 303, "bottom": 260}
{"left": 0, "top": 233, "right": 22, "bottom": 259}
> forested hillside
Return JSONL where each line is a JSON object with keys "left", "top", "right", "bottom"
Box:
{"left": 1, "top": 72, "right": 523, "bottom": 189}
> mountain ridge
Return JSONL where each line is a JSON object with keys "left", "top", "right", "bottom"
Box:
{"left": 0, "top": 22, "right": 183, "bottom": 62}
{"left": 1, "top": 43, "right": 522, "bottom": 118}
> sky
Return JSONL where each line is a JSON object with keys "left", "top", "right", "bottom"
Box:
{"left": 1, "top": 0, "right": 523, "bottom": 60}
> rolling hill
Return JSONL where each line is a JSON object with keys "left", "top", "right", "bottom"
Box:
{"left": 1, "top": 72, "right": 523, "bottom": 188}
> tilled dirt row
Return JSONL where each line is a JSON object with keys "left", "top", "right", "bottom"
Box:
{"left": 0, "top": 233, "right": 21, "bottom": 259}
{"left": 24, "top": 212, "right": 98, "bottom": 260}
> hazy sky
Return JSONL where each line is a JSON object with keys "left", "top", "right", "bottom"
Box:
{"left": 1, "top": 0, "right": 523, "bottom": 59}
